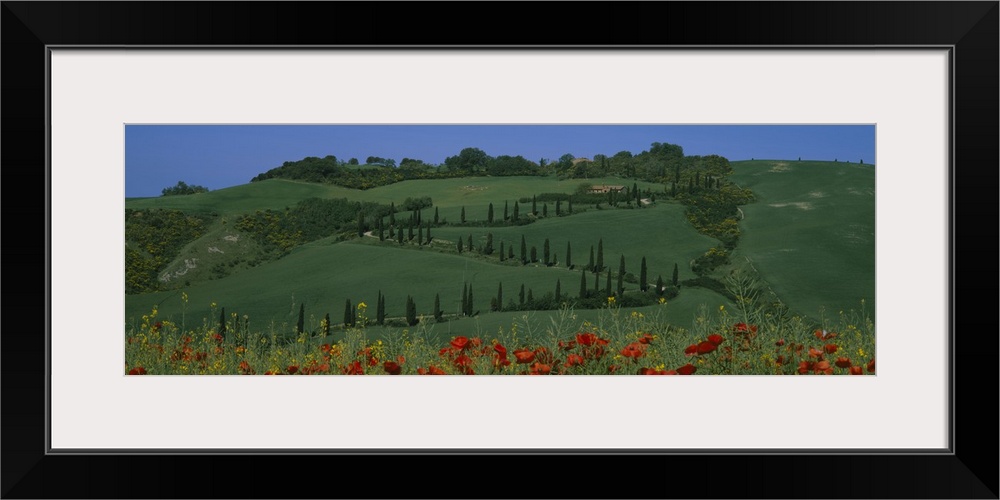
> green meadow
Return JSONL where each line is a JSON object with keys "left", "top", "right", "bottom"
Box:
{"left": 125, "top": 161, "right": 875, "bottom": 346}
{"left": 729, "top": 160, "right": 875, "bottom": 319}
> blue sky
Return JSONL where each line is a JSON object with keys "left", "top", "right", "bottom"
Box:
{"left": 125, "top": 125, "right": 875, "bottom": 197}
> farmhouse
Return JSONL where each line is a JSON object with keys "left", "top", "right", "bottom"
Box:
{"left": 589, "top": 184, "right": 626, "bottom": 194}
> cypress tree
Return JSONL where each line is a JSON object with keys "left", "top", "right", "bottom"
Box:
{"left": 425, "top": 221, "right": 431, "bottom": 244}
{"left": 579, "top": 270, "right": 588, "bottom": 298}
{"left": 468, "top": 288, "right": 475, "bottom": 315}
{"left": 297, "top": 303, "right": 305, "bottom": 334}
{"left": 519, "top": 283, "right": 525, "bottom": 305}
{"left": 397, "top": 225, "right": 404, "bottom": 244}
{"left": 594, "top": 270, "right": 600, "bottom": 292}
{"left": 378, "top": 218, "right": 385, "bottom": 241}
{"left": 416, "top": 209, "right": 421, "bottom": 225}
{"left": 408, "top": 217, "right": 414, "bottom": 241}
{"left": 461, "top": 206, "right": 466, "bottom": 223}
{"left": 588, "top": 246, "right": 595, "bottom": 272}
{"left": 617, "top": 268, "right": 624, "bottom": 296}
{"left": 556, "top": 199, "right": 562, "bottom": 216}
{"left": 434, "top": 206, "right": 439, "bottom": 225}
{"left": 532, "top": 195, "right": 537, "bottom": 215}
{"left": 530, "top": 246, "right": 537, "bottom": 263}
{"left": 671, "top": 183, "right": 677, "bottom": 197}
{"left": 488, "top": 203, "right": 494, "bottom": 224}
{"left": 605, "top": 269, "right": 612, "bottom": 298}
{"left": 499, "top": 241, "right": 505, "bottom": 261}
{"left": 568, "top": 199, "right": 573, "bottom": 213}
{"left": 672, "top": 263, "right": 679, "bottom": 286}
{"left": 542, "top": 204, "right": 547, "bottom": 217}
{"left": 640, "top": 257, "right": 648, "bottom": 291}
{"left": 461, "top": 283, "right": 469, "bottom": 316}
{"left": 406, "top": 296, "right": 418, "bottom": 326}
{"left": 633, "top": 182, "right": 639, "bottom": 200}
{"left": 344, "top": 299, "right": 353, "bottom": 327}
{"left": 520, "top": 235, "right": 527, "bottom": 264}
{"left": 596, "top": 239, "right": 604, "bottom": 273}
{"left": 434, "top": 293, "right": 443, "bottom": 322}
{"left": 656, "top": 275, "right": 665, "bottom": 296}
{"left": 323, "top": 312, "right": 331, "bottom": 336}
{"left": 496, "top": 282, "right": 503, "bottom": 311}
{"left": 485, "top": 233, "right": 494, "bottom": 255}
{"left": 504, "top": 200, "right": 509, "bottom": 221}
{"left": 219, "top": 307, "right": 227, "bottom": 335}
{"left": 389, "top": 202, "right": 396, "bottom": 225}
{"left": 457, "top": 237, "right": 463, "bottom": 253}
{"left": 526, "top": 288, "right": 533, "bottom": 305}
{"left": 467, "top": 234, "right": 474, "bottom": 253}
{"left": 555, "top": 279, "right": 561, "bottom": 302}
{"left": 376, "top": 291, "right": 385, "bottom": 325}
{"left": 543, "top": 238, "right": 550, "bottom": 265}
{"left": 508, "top": 245, "right": 514, "bottom": 260}
{"left": 619, "top": 255, "right": 626, "bottom": 280}
{"left": 417, "top": 223, "right": 424, "bottom": 245}
{"left": 357, "top": 212, "right": 365, "bottom": 237}
{"left": 513, "top": 201, "right": 520, "bottom": 221}
{"left": 566, "top": 241, "right": 572, "bottom": 268}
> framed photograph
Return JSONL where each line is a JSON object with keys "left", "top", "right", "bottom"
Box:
{"left": 4, "top": 2, "right": 996, "bottom": 498}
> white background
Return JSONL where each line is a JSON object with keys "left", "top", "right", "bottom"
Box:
{"left": 50, "top": 50, "right": 949, "bottom": 450}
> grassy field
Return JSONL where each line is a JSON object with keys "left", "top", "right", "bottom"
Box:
{"left": 729, "top": 160, "right": 875, "bottom": 320}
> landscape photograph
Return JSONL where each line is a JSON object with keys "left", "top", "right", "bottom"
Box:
{"left": 124, "top": 124, "right": 876, "bottom": 376}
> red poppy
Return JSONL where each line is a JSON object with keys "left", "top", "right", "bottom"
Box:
{"left": 576, "top": 332, "right": 598, "bottom": 346}
{"left": 127, "top": 367, "right": 147, "bottom": 375}
{"left": 815, "top": 360, "right": 832, "bottom": 374}
{"left": 469, "top": 337, "right": 483, "bottom": 348}
{"left": 320, "top": 343, "right": 332, "bottom": 354}
{"left": 775, "top": 338, "right": 786, "bottom": 347}
{"left": 607, "top": 364, "right": 620, "bottom": 374}
{"left": 849, "top": 366, "right": 864, "bottom": 375}
{"left": 823, "top": 343, "right": 839, "bottom": 354}
{"left": 814, "top": 329, "right": 837, "bottom": 340}
{"left": 867, "top": 358, "right": 875, "bottom": 373}
{"left": 707, "top": 334, "right": 725, "bottom": 346}
{"left": 438, "top": 347, "right": 454, "bottom": 357}
{"left": 397, "top": 355, "right": 406, "bottom": 365}
{"left": 529, "top": 362, "right": 552, "bottom": 375}
{"left": 835, "top": 357, "right": 851, "bottom": 369}
{"left": 453, "top": 355, "right": 473, "bottom": 368}
{"left": 684, "top": 344, "right": 698, "bottom": 356}
{"left": 732, "top": 323, "right": 758, "bottom": 334}
{"left": 383, "top": 361, "right": 402, "bottom": 375}
{"left": 417, "top": 367, "right": 427, "bottom": 375}
{"left": 238, "top": 360, "right": 254, "bottom": 375}
{"left": 341, "top": 360, "right": 364, "bottom": 375}
{"left": 676, "top": 363, "right": 697, "bottom": 375}
{"left": 620, "top": 342, "right": 646, "bottom": 359}
{"left": 664, "top": 369, "right": 678, "bottom": 375}
{"left": 213, "top": 333, "right": 224, "bottom": 343}
{"left": 493, "top": 343, "right": 508, "bottom": 358}
{"left": 286, "top": 365, "right": 299, "bottom": 374}
{"left": 557, "top": 339, "right": 577, "bottom": 351}
{"left": 638, "top": 333, "right": 654, "bottom": 345}
{"left": 808, "top": 347, "right": 824, "bottom": 359}
{"left": 493, "top": 356, "right": 511, "bottom": 369}
{"left": 450, "top": 336, "right": 469, "bottom": 350}
{"left": 565, "top": 354, "right": 584, "bottom": 367}
{"left": 696, "top": 341, "right": 717, "bottom": 355}
{"left": 264, "top": 370, "right": 278, "bottom": 375}
{"left": 775, "top": 355, "right": 785, "bottom": 365}
{"left": 798, "top": 361, "right": 814, "bottom": 374}
{"left": 513, "top": 348, "right": 535, "bottom": 364}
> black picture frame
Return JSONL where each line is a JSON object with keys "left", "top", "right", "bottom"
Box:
{"left": 3, "top": 2, "right": 996, "bottom": 498}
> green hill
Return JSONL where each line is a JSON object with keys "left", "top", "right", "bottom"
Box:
{"left": 729, "top": 160, "right": 875, "bottom": 319}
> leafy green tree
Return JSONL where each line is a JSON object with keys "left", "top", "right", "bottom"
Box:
{"left": 297, "top": 303, "right": 305, "bottom": 334}
{"left": 161, "top": 180, "right": 209, "bottom": 196}
{"left": 672, "top": 263, "right": 679, "bottom": 286}
{"left": 488, "top": 203, "right": 494, "bottom": 224}
{"left": 349, "top": 158, "right": 359, "bottom": 165}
